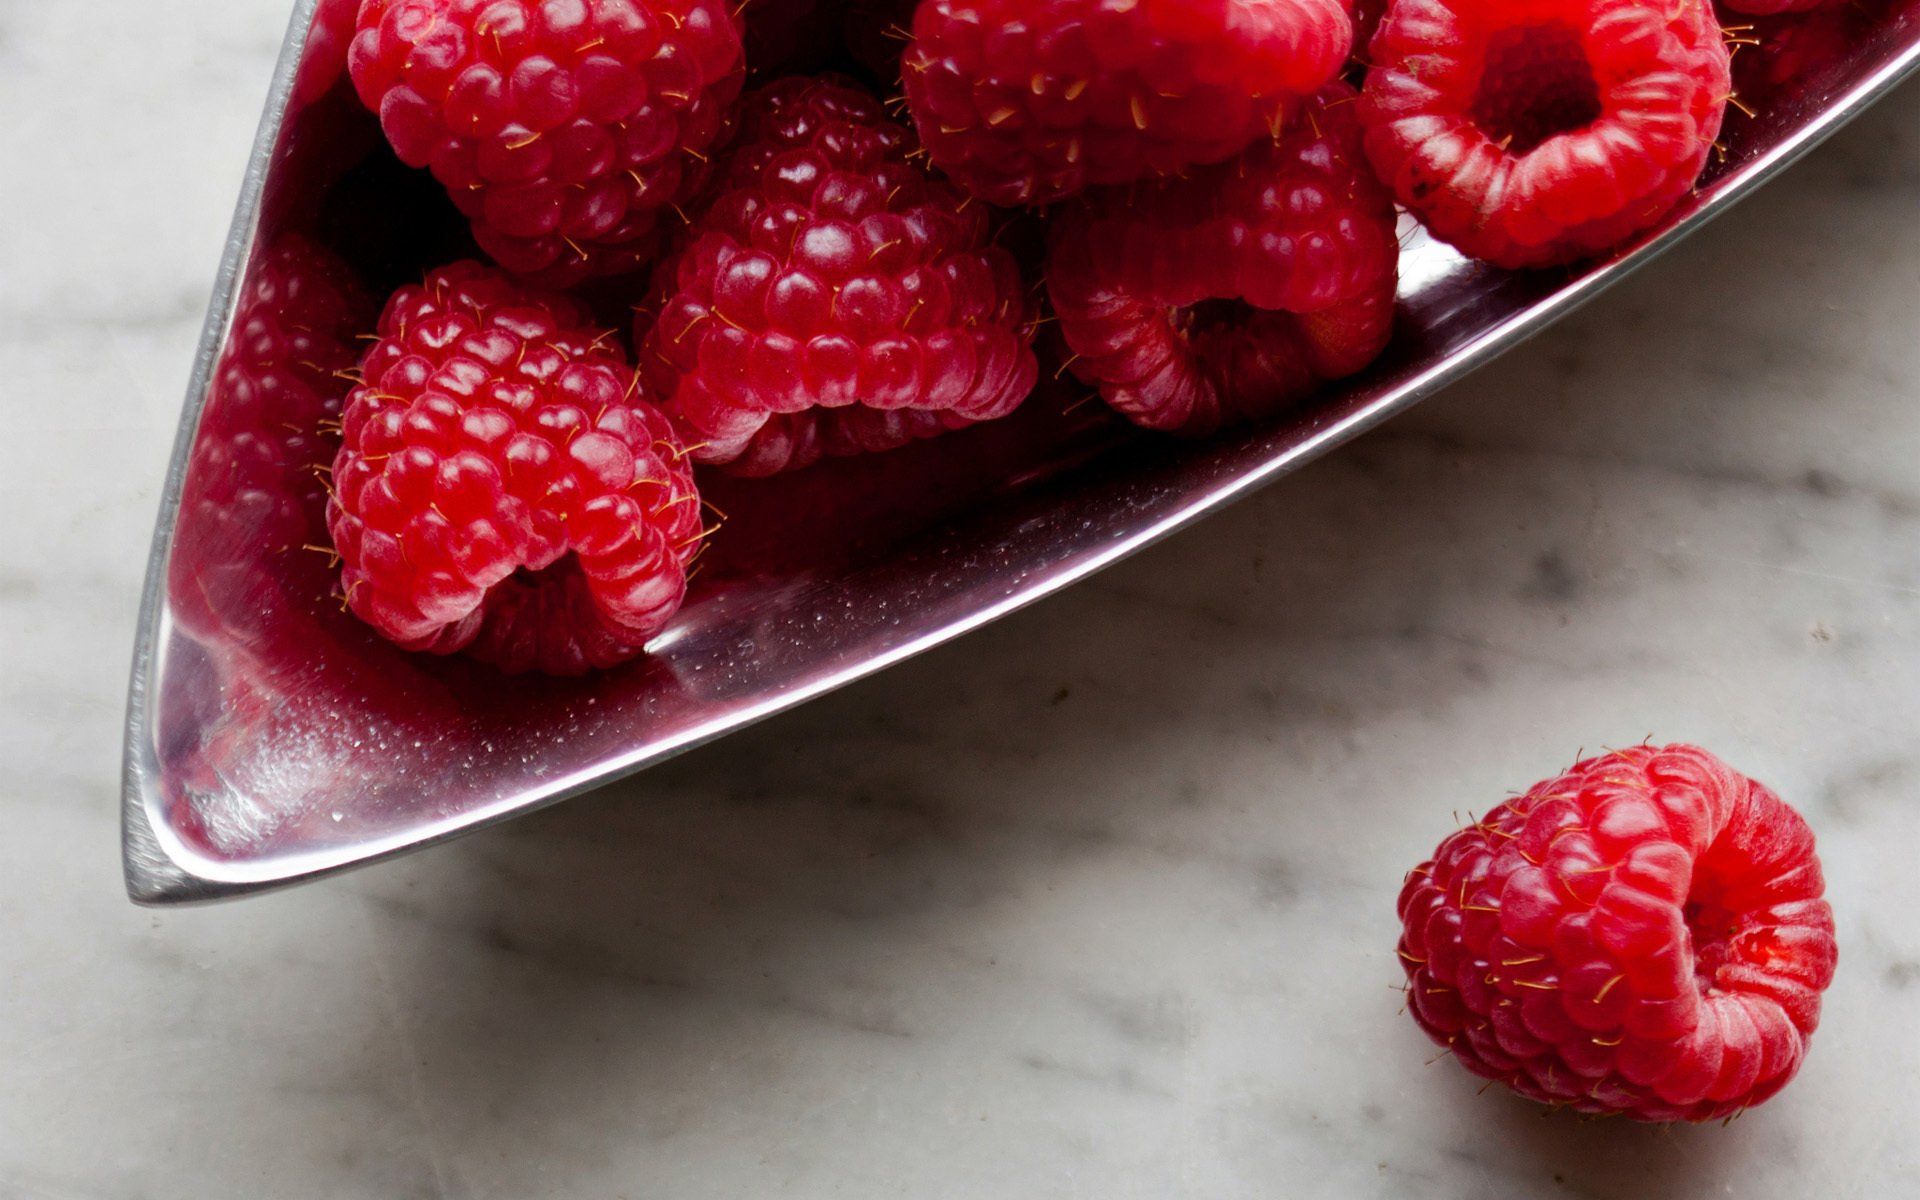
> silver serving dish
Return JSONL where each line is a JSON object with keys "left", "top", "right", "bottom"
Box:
{"left": 124, "top": 0, "right": 1920, "bottom": 903}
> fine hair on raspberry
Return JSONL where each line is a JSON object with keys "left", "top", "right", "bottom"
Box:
{"left": 1398, "top": 744, "right": 1838, "bottom": 1122}
{"left": 328, "top": 261, "right": 705, "bottom": 676}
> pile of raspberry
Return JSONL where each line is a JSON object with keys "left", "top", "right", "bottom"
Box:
{"left": 234, "top": 0, "right": 1838, "bottom": 675}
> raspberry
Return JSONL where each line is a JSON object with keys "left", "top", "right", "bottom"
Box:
{"left": 1046, "top": 83, "right": 1398, "bottom": 437}
{"left": 1359, "top": 0, "right": 1731, "bottom": 269}
{"left": 900, "top": 0, "right": 1354, "bottom": 206}
{"left": 329, "top": 262, "right": 704, "bottom": 675}
{"left": 639, "top": 75, "right": 1040, "bottom": 476}
{"left": 347, "top": 0, "right": 745, "bottom": 286}
{"left": 1398, "top": 745, "right": 1838, "bottom": 1122}
{"left": 170, "top": 235, "right": 374, "bottom": 648}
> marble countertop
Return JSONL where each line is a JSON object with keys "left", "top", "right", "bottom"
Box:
{"left": 5, "top": 3, "right": 1920, "bottom": 1196}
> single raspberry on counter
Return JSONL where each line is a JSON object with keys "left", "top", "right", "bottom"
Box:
{"left": 170, "top": 235, "right": 374, "bottom": 646}
{"left": 1360, "top": 0, "right": 1731, "bottom": 269}
{"left": 329, "top": 262, "right": 705, "bottom": 675}
{"left": 638, "top": 75, "right": 1040, "bottom": 476}
{"left": 1398, "top": 744, "right": 1838, "bottom": 1122}
{"left": 1046, "top": 83, "right": 1398, "bottom": 437}
{"left": 901, "top": 0, "right": 1354, "bottom": 207}
{"left": 348, "top": 0, "right": 745, "bottom": 287}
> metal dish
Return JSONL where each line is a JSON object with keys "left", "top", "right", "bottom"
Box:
{"left": 123, "top": 0, "right": 1920, "bottom": 903}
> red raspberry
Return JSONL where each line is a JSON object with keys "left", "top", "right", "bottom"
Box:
{"left": 1360, "top": 0, "right": 1731, "bottom": 269}
{"left": 347, "top": 0, "right": 745, "bottom": 286}
{"left": 1046, "top": 84, "right": 1398, "bottom": 437}
{"left": 1399, "top": 745, "right": 1838, "bottom": 1122}
{"left": 329, "top": 262, "right": 704, "bottom": 675}
{"left": 639, "top": 75, "right": 1041, "bottom": 476}
{"left": 900, "top": 0, "right": 1354, "bottom": 207}
{"left": 170, "top": 236, "right": 374, "bottom": 647}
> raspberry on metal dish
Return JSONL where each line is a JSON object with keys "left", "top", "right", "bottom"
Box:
{"left": 329, "top": 262, "right": 705, "bottom": 675}
{"left": 348, "top": 0, "right": 746, "bottom": 286}
{"left": 901, "top": 0, "right": 1354, "bottom": 207}
{"left": 1359, "top": 0, "right": 1732, "bottom": 268}
{"left": 639, "top": 74, "right": 1041, "bottom": 476}
{"left": 1047, "top": 82, "right": 1399, "bottom": 437}
{"left": 1398, "top": 744, "right": 1838, "bottom": 1122}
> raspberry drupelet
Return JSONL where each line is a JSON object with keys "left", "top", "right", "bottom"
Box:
{"left": 1399, "top": 744, "right": 1838, "bottom": 1122}
{"left": 900, "top": 0, "right": 1355, "bottom": 207}
{"left": 329, "top": 262, "right": 705, "bottom": 676}
{"left": 348, "top": 0, "right": 746, "bottom": 286}
{"left": 1046, "top": 82, "right": 1399, "bottom": 437}
{"left": 639, "top": 75, "right": 1041, "bottom": 476}
{"left": 1359, "top": 0, "right": 1731, "bottom": 269}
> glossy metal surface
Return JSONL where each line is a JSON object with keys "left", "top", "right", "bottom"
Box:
{"left": 125, "top": 1, "right": 1920, "bottom": 903}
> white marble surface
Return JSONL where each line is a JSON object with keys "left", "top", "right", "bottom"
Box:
{"left": 4, "top": 2, "right": 1920, "bottom": 1195}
